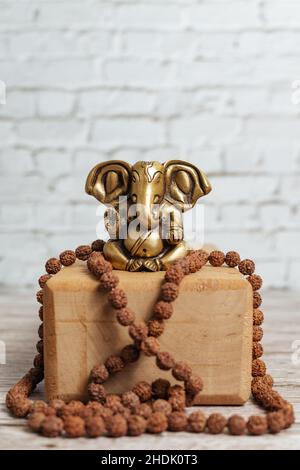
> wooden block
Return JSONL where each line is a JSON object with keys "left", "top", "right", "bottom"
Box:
{"left": 44, "top": 262, "right": 253, "bottom": 405}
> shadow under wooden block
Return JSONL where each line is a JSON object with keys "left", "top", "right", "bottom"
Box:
{"left": 44, "top": 261, "right": 253, "bottom": 405}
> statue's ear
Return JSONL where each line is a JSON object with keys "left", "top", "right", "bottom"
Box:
{"left": 164, "top": 160, "right": 212, "bottom": 211}
{"left": 85, "top": 160, "right": 131, "bottom": 205}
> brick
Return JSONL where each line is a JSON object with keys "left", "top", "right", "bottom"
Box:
{"left": 51, "top": 176, "right": 91, "bottom": 203}
{"left": 10, "top": 31, "right": 112, "bottom": 58}
{"left": 0, "top": 35, "right": 8, "bottom": 58}
{"left": 36, "top": 2, "right": 115, "bottom": 28}
{"left": 257, "top": 261, "right": 287, "bottom": 289}
{"left": 277, "top": 232, "right": 300, "bottom": 257}
{"left": 268, "top": 89, "right": 300, "bottom": 116}
{"left": 198, "top": 33, "right": 239, "bottom": 59}
{"left": 161, "top": 31, "right": 199, "bottom": 58}
{"left": 154, "top": 90, "right": 187, "bottom": 118}
{"left": 193, "top": 89, "right": 232, "bottom": 115}
{"left": 72, "top": 203, "right": 101, "bottom": 229}
{"left": 34, "top": 203, "right": 72, "bottom": 232}
{"left": 265, "top": 1, "right": 300, "bottom": 28}
{"left": 202, "top": 204, "right": 222, "bottom": 231}
{"left": 289, "top": 260, "right": 300, "bottom": 289}
{"left": 0, "top": 203, "right": 33, "bottom": 230}
{"left": 188, "top": 2, "right": 260, "bottom": 30}
{"left": 0, "top": 59, "right": 98, "bottom": 87}
{"left": 0, "top": 233, "right": 48, "bottom": 263}
{"left": 260, "top": 143, "right": 299, "bottom": 173}
{"left": 79, "top": 32, "right": 113, "bottom": 55}
{"left": 0, "top": 79, "right": 6, "bottom": 104}
{"left": 0, "top": 147, "right": 34, "bottom": 174}
{"left": 228, "top": 88, "right": 299, "bottom": 117}
{"left": 0, "top": 175, "right": 48, "bottom": 202}
{"left": 0, "top": 90, "right": 35, "bottom": 118}
{"left": 123, "top": 31, "right": 162, "bottom": 57}
{"left": 169, "top": 115, "right": 240, "bottom": 145}
{"left": 47, "top": 233, "right": 96, "bottom": 255}
{"left": 225, "top": 140, "right": 299, "bottom": 175}
{"left": 188, "top": 147, "right": 223, "bottom": 174}
{"left": 260, "top": 204, "right": 292, "bottom": 230}
{"left": 0, "top": 257, "right": 46, "bottom": 286}
{"left": 17, "top": 120, "right": 87, "bottom": 145}
{"left": 9, "top": 32, "right": 80, "bottom": 58}
{"left": 108, "top": 148, "right": 142, "bottom": 166}
{"left": 0, "top": 2, "right": 36, "bottom": 26}
{"left": 221, "top": 204, "right": 260, "bottom": 230}
{"left": 91, "top": 118, "right": 165, "bottom": 148}
{"left": 37, "top": 91, "right": 74, "bottom": 117}
{"left": 35, "top": 150, "right": 73, "bottom": 178}
{"left": 204, "top": 230, "right": 277, "bottom": 259}
{"left": 249, "top": 58, "right": 300, "bottom": 85}
{"left": 263, "top": 32, "right": 300, "bottom": 57}
{"left": 0, "top": 121, "right": 14, "bottom": 143}
{"left": 224, "top": 141, "right": 263, "bottom": 173}
{"left": 79, "top": 90, "right": 155, "bottom": 117}
{"left": 242, "top": 118, "right": 300, "bottom": 139}
{"left": 227, "top": 89, "right": 270, "bottom": 117}
{"left": 280, "top": 177, "right": 300, "bottom": 203}
{"left": 177, "top": 60, "right": 253, "bottom": 87}
{"left": 143, "top": 146, "right": 179, "bottom": 162}
{"left": 237, "top": 32, "right": 266, "bottom": 58}
{"left": 73, "top": 150, "right": 107, "bottom": 174}
{"left": 179, "top": 57, "right": 300, "bottom": 88}
{"left": 236, "top": 31, "right": 300, "bottom": 58}
{"left": 210, "top": 176, "right": 279, "bottom": 204}
{"left": 116, "top": 4, "right": 182, "bottom": 29}
{"left": 104, "top": 59, "right": 177, "bottom": 86}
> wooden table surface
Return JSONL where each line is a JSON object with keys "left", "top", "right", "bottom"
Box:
{"left": 0, "top": 288, "right": 299, "bottom": 450}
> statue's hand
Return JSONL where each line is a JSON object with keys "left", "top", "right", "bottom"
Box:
{"left": 167, "top": 226, "right": 183, "bottom": 245}
{"left": 127, "top": 258, "right": 144, "bottom": 272}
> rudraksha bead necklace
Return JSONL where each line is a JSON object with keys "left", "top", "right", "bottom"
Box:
{"left": 6, "top": 245, "right": 294, "bottom": 438}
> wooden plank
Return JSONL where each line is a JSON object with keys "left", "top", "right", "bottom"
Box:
{"left": 0, "top": 288, "right": 300, "bottom": 450}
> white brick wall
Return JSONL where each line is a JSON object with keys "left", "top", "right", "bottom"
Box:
{"left": 0, "top": 0, "right": 300, "bottom": 288}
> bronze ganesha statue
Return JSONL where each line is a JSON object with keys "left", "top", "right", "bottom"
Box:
{"left": 85, "top": 160, "right": 211, "bottom": 271}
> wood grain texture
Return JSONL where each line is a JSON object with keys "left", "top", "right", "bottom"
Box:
{"left": 0, "top": 288, "right": 300, "bottom": 450}
{"left": 43, "top": 262, "right": 253, "bottom": 404}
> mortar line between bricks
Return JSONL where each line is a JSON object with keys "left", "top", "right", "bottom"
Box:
{"left": 3, "top": 26, "right": 300, "bottom": 33}
{"left": 2, "top": 84, "right": 295, "bottom": 92}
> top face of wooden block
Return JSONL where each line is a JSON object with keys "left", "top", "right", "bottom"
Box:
{"left": 47, "top": 261, "right": 248, "bottom": 293}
